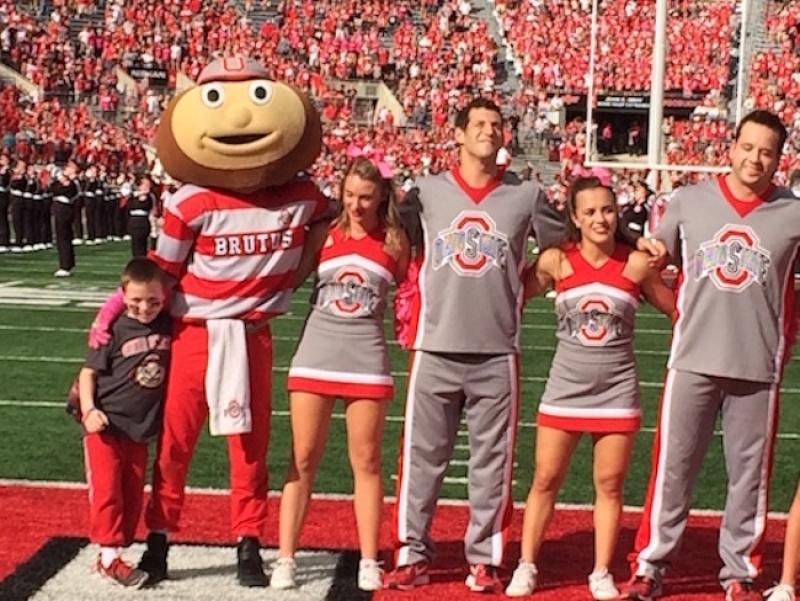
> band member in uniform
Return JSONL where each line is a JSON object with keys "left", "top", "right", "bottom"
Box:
{"left": 9, "top": 160, "right": 29, "bottom": 251}
{"left": 127, "top": 176, "right": 156, "bottom": 257}
{"left": 0, "top": 154, "right": 11, "bottom": 252}
{"left": 51, "top": 162, "right": 81, "bottom": 277}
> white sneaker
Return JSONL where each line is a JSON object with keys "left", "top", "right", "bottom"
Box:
{"left": 505, "top": 560, "right": 537, "bottom": 597}
{"left": 10, "top": 246, "right": 22, "bottom": 252}
{"left": 357, "top": 558, "right": 383, "bottom": 591}
{"left": 270, "top": 557, "right": 296, "bottom": 589}
{"left": 588, "top": 568, "right": 619, "bottom": 600}
{"left": 764, "top": 584, "right": 796, "bottom": 601}
{"left": 22, "top": 245, "right": 33, "bottom": 252}
{"left": 85, "top": 239, "right": 95, "bottom": 246}
{"left": 0, "top": 245, "right": 8, "bottom": 253}
{"left": 72, "top": 238, "right": 84, "bottom": 245}
{"left": 54, "top": 269, "right": 72, "bottom": 277}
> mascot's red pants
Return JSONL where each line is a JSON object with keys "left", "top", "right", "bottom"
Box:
{"left": 145, "top": 321, "right": 273, "bottom": 540}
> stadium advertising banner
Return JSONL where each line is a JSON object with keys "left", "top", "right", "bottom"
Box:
{"left": 594, "top": 91, "right": 706, "bottom": 113}
{"left": 128, "top": 63, "right": 169, "bottom": 87}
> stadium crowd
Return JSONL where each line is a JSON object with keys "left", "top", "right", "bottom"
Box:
{"left": 2, "top": 0, "right": 800, "bottom": 245}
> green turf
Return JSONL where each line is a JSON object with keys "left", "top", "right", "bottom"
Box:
{"left": 0, "top": 242, "right": 798, "bottom": 511}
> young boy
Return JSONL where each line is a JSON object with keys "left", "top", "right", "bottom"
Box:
{"left": 79, "top": 257, "right": 171, "bottom": 587}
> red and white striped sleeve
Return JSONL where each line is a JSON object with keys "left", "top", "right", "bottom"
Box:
{"left": 149, "top": 184, "right": 207, "bottom": 280}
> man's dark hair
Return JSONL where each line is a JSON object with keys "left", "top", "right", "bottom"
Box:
{"left": 454, "top": 98, "right": 503, "bottom": 131}
{"left": 735, "top": 110, "right": 787, "bottom": 154}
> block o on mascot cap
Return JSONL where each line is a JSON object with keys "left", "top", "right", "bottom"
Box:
{"left": 155, "top": 56, "right": 322, "bottom": 193}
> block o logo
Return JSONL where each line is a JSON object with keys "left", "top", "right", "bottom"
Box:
{"left": 575, "top": 296, "right": 613, "bottom": 346}
{"left": 432, "top": 211, "right": 509, "bottom": 277}
{"left": 333, "top": 267, "right": 368, "bottom": 315}
{"left": 694, "top": 225, "right": 771, "bottom": 292}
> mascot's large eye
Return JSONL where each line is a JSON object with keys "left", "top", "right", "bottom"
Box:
{"left": 201, "top": 83, "right": 225, "bottom": 108}
{"left": 249, "top": 80, "right": 273, "bottom": 105}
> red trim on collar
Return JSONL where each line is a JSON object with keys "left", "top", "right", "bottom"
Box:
{"left": 717, "top": 175, "right": 772, "bottom": 218}
{"left": 450, "top": 166, "right": 503, "bottom": 204}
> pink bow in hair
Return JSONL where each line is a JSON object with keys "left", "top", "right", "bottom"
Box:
{"left": 346, "top": 144, "right": 394, "bottom": 179}
{"left": 574, "top": 165, "right": 612, "bottom": 187}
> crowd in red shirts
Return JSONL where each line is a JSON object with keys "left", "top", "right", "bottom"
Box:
{"left": 2, "top": 0, "right": 800, "bottom": 191}
{"left": 493, "top": 0, "right": 732, "bottom": 95}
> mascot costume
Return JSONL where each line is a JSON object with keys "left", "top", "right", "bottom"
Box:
{"left": 128, "top": 56, "right": 327, "bottom": 587}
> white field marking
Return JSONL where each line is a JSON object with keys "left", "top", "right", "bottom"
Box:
{"left": 0, "top": 280, "right": 22, "bottom": 287}
{"left": 0, "top": 298, "right": 69, "bottom": 306}
{"left": 0, "top": 266, "right": 121, "bottom": 277}
{"left": 0, "top": 286, "right": 112, "bottom": 302}
{"left": 0, "top": 478, "right": 790, "bottom": 519}
{"left": 2, "top": 323, "right": 797, "bottom": 364}
{"left": 4, "top": 400, "right": 800, "bottom": 440}
{"left": 0, "top": 303, "right": 680, "bottom": 337}
{"left": 31, "top": 544, "right": 337, "bottom": 601}
{"left": 4, "top": 355, "right": 800, "bottom": 395}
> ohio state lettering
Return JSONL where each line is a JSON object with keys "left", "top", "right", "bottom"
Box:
{"left": 691, "top": 225, "right": 771, "bottom": 292}
{"left": 567, "top": 295, "right": 617, "bottom": 346}
{"left": 318, "top": 267, "right": 380, "bottom": 317}
{"left": 214, "top": 231, "right": 294, "bottom": 256}
{"left": 432, "top": 211, "right": 509, "bottom": 277}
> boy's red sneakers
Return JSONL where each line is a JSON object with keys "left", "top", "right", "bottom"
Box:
{"left": 96, "top": 556, "right": 149, "bottom": 588}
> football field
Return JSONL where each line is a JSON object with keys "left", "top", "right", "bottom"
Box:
{"left": 0, "top": 241, "right": 798, "bottom": 511}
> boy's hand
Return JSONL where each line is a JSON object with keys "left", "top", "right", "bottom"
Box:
{"left": 82, "top": 408, "right": 109, "bottom": 433}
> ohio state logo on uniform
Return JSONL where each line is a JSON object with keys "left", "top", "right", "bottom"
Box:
{"left": 569, "top": 295, "right": 616, "bottom": 346}
{"left": 319, "top": 267, "right": 379, "bottom": 317}
{"left": 691, "top": 225, "right": 771, "bottom": 292}
{"left": 432, "top": 211, "right": 509, "bottom": 277}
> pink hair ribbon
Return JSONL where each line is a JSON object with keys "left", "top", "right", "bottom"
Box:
{"left": 346, "top": 144, "right": 394, "bottom": 179}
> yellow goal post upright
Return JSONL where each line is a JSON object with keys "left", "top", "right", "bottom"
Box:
{"left": 583, "top": 0, "right": 757, "bottom": 191}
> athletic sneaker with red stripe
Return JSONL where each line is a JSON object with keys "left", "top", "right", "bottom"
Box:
{"left": 95, "top": 556, "right": 149, "bottom": 588}
{"left": 465, "top": 564, "right": 503, "bottom": 593}
{"left": 383, "top": 560, "right": 430, "bottom": 590}
{"left": 724, "top": 581, "right": 761, "bottom": 601}
{"left": 618, "top": 575, "right": 662, "bottom": 600}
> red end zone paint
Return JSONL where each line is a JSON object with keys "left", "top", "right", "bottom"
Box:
{"left": 0, "top": 484, "right": 788, "bottom": 599}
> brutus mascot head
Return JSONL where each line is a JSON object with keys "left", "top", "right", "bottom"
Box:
{"left": 155, "top": 57, "right": 322, "bottom": 192}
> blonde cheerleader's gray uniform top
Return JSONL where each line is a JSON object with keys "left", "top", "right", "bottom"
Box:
{"left": 287, "top": 225, "right": 397, "bottom": 400}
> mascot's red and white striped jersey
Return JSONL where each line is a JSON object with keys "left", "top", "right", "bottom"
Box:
{"left": 151, "top": 179, "right": 328, "bottom": 321}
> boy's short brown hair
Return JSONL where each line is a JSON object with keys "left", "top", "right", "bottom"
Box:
{"left": 120, "top": 258, "right": 166, "bottom": 289}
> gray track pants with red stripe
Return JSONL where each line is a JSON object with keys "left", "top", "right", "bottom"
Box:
{"left": 394, "top": 351, "right": 519, "bottom": 567}
{"left": 631, "top": 368, "right": 778, "bottom": 588}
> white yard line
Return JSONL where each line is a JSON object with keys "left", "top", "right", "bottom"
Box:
{"left": 3, "top": 356, "right": 800, "bottom": 394}
{"left": 3, "top": 399, "right": 799, "bottom": 440}
{"left": 0, "top": 478, "right": 789, "bottom": 518}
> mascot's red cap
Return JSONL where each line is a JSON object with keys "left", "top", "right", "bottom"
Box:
{"left": 197, "top": 57, "right": 270, "bottom": 84}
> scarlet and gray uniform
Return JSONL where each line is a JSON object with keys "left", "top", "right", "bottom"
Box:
{"left": 83, "top": 312, "right": 171, "bottom": 547}
{"left": 538, "top": 244, "right": 641, "bottom": 433}
{"left": 395, "top": 169, "right": 565, "bottom": 567}
{"left": 288, "top": 226, "right": 396, "bottom": 400}
{"left": 146, "top": 180, "right": 328, "bottom": 540}
{"left": 631, "top": 177, "right": 800, "bottom": 587}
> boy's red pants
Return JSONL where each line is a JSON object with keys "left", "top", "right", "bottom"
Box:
{"left": 84, "top": 432, "right": 148, "bottom": 546}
